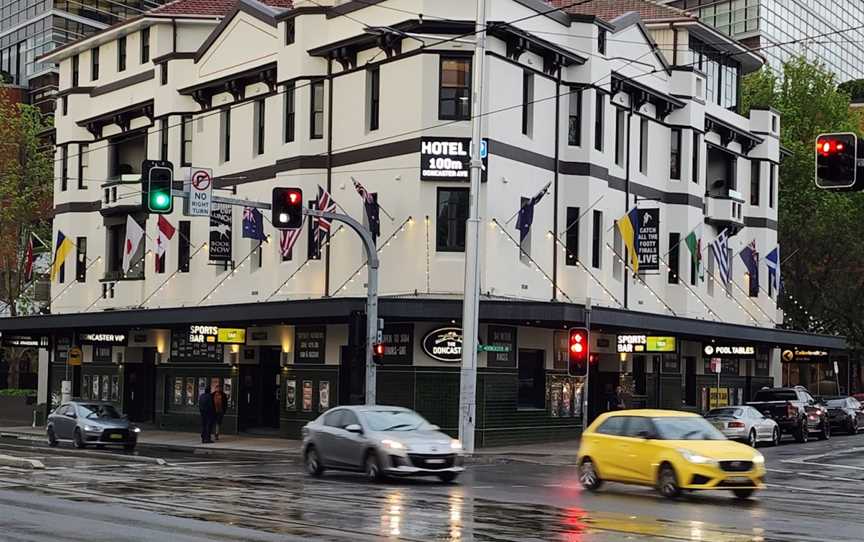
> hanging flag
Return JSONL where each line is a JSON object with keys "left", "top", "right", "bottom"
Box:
{"left": 314, "top": 185, "right": 337, "bottom": 249}
{"left": 710, "top": 229, "right": 731, "bottom": 286}
{"left": 122, "top": 216, "right": 145, "bottom": 275}
{"left": 242, "top": 207, "right": 267, "bottom": 242}
{"left": 616, "top": 208, "right": 640, "bottom": 274}
{"left": 23, "top": 234, "right": 34, "bottom": 282}
{"left": 739, "top": 240, "right": 759, "bottom": 297}
{"left": 280, "top": 217, "right": 305, "bottom": 258}
{"left": 515, "top": 181, "right": 551, "bottom": 242}
{"left": 684, "top": 231, "right": 703, "bottom": 282}
{"left": 352, "top": 178, "right": 380, "bottom": 243}
{"left": 50, "top": 231, "right": 74, "bottom": 282}
{"left": 155, "top": 216, "right": 176, "bottom": 272}
{"left": 765, "top": 245, "right": 780, "bottom": 296}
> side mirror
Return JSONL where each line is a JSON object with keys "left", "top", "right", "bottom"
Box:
{"left": 345, "top": 424, "right": 363, "bottom": 434}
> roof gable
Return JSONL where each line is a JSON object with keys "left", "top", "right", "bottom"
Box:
{"left": 196, "top": 8, "right": 281, "bottom": 79}
{"left": 153, "top": 0, "right": 293, "bottom": 17}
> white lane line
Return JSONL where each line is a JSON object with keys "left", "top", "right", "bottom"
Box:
{"left": 782, "top": 459, "right": 864, "bottom": 471}
{"left": 511, "top": 485, "right": 528, "bottom": 488}
{"left": 542, "top": 483, "right": 562, "bottom": 487}
{"left": 769, "top": 483, "right": 863, "bottom": 499}
{"left": 473, "top": 485, "right": 493, "bottom": 489}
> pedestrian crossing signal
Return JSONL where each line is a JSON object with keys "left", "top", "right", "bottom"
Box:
{"left": 815, "top": 133, "right": 861, "bottom": 191}
{"left": 272, "top": 187, "right": 304, "bottom": 228}
{"left": 372, "top": 342, "right": 385, "bottom": 364}
{"left": 568, "top": 327, "right": 589, "bottom": 377}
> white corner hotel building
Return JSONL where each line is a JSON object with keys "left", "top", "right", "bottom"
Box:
{"left": 3, "top": 0, "right": 844, "bottom": 445}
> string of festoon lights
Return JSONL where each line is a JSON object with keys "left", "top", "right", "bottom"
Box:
{"left": 654, "top": 255, "right": 722, "bottom": 322}
{"left": 783, "top": 289, "right": 825, "bottom": 330}
{"left": 728, "top": 271, "right": 777, "bottom": 325}
{"left": 50, "top": 257, "right": 103, "bottom": 306}
{"left": 140, "top": 242, "right": 208, "bottom": 307}
{"left": 424, "top": 216, "right": 432, "bottom": 294}
{"left": 83, "top": 250, "right": 153, "bottom": 312}
{"left": 489, "top": 218, "right": 573, "bottom": 303}
{"left": 604, "top": 243, "right": 677, "bottom": 316}
{"left": 265, "top": 225, "right": 347, "bottom": 302}
{"left": 546, "top": 231, "right": 622, "bottom": 307}
{"left": 200, "top": 236, "right": 274, "bottom": 305}
{"left": 333, "top": 217, "right": 414, "bottom": 296}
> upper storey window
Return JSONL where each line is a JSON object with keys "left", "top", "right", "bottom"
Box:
{"left": 690, "top": 38, "right": 740, "bottom": 112}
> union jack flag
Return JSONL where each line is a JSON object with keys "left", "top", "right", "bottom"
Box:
{"left": 314, "top": 185, "right": 337, "bottom": 249}
{"left": 280, "top": 217, "right": 305, "bottom": 258}
{"left": 353, "top": 177, "right": 374, "bottom": 204}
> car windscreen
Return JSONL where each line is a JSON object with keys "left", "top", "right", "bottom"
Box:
{"left": 652, "top": 417, "right": 726, "bottom": 440}
{"left": 706, "top": 408, "right": 742, "bottom": 418}
{"left": 362, "top": 410, "right": 427, "bottom": 432}
{"left": 753, "top": 390, "right": 797, "bottom": 401}
{"left": 826, "top": 399, "right": 848, "bottom": 407}
{"left": 79, "top": 404, "right": 122, "bottom": 419}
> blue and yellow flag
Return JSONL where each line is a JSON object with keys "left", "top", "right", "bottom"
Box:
{"left": 616, "top": 208, "right": 639, "bottom": 274}
{"left": 50, "top": 231, "right": 74, "bottom": 282}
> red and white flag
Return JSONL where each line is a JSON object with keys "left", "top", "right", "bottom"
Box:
{"left": 280, "top": 217, "right": 305, "bottom": 258}
{"left": 314, "top": 185, "right": 337, "bottom": 249}
{"left": 23, "top": 235, "right": 34, "bottom": 282}
{"left": 156, "top": 215, "right": 176, "bottom": 271}
{"left": 122, "top": 215, "right": 145, "bottom": 274}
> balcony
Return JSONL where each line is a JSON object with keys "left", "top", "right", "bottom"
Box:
{"left": 705, "top": 188, "right": 745, "bottom": 233}
{"left": 100, "top": 174, "right": 143, "bottom": 216}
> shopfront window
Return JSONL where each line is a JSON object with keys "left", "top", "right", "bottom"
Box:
{"left": 518, "top": 349, "right": 545, "bottom": 409}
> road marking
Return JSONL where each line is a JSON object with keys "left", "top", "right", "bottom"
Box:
{"left": 473, "top": 485, "right": 493, "bottom": 489}
{"left": 769, "top": 483, "right": 863, "bottom": 499}
{"left": 511, "top": 484, "right": 528, "bottom": 488}
{"left": 782, "top": 459, "right": 864, "bottom": 471}
{"left": 542, "top": 483, "right": 562, "bottom": 487}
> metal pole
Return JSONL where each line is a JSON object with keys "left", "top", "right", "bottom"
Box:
{"left": 582, "top": 298, "right": 592, "bottom": 432}
{"left": 458, "top": 0, "right": 487, "bottom": 454}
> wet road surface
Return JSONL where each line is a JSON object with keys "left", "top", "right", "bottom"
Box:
{"left": 0, "top": 433, "right": 862, "bottom": 541}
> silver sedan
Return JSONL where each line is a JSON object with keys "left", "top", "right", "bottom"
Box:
{"left": 705, "top": 406, "right": 780, "bottom": 447}
{"left": 301, "top": 406, "right": 465, "bottom": 483}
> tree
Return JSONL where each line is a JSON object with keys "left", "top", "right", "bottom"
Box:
{"left": 742, "top": 57, "right": 864, "bottom": 348}
{"left": 0, "top": 88, "right": 53, "bottom": 318}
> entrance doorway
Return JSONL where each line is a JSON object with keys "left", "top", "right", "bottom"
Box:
{"left": 239, "top": 348, "right": 281, "bottom": 433}
{"left": 124, "top": 349, "right": 156, "bottom": 423}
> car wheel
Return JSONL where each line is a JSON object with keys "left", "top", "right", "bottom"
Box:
{"left": 304, "top": 447, "right": 324, "bottom": 477}
{"left": 47, "top": 428, "right": 58, "bottom": 448}
{"left": 365, "top": 451, "right": 384, "bottom": 482}
{"left": 795, "top": 420, "right": 809, "bottom": 443}
{"left": 579, "top": 458, "right": 603, "bottom": 491}
{"left": 771, "top": 427, "right": 780, "bottom": 447}
{"left": 748, "top": 429, "right": 758, "bottom": 448}
{"left": 819, "top": 421, "right": 830, "bottom": 441}
{"left": 657, "top": 464, "right": 681, "bottom": 499}
{"left": 438, "top": 472, "right": 459, "bottom": 484}
{"left": 848, "top": 419, "right": 857, "bottom": 436}
{"left": 73, "top": 428, "right": 86, "bottom": 449}
{"left": 732, "top": 489, "right": 755, "bottom": 500}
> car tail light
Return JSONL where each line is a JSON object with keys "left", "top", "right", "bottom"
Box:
{"left": 787, "top": 404, "right": 797, "bottom": 418}
{"left": 728, "top": 421, "right": 745, "bottom": 428}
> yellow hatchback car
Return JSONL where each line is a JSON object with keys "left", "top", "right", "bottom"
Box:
{"left": 577, "top": 409, "right": 766, "bottom": 500}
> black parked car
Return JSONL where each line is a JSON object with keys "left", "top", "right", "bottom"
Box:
{"left": 822, "top": 396, "right": 864, "bottom": 435}
{"left": 47, "top": 401, "right": 140, "bottom": 451}
{"left": 747, "top": 386, "right": 829, "bottom": 443}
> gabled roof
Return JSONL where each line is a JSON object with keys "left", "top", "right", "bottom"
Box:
{"left": 547, "top": 0, "right": 695, "bottom": 22}
{"left": 152, "top": 0, "right": 293, "bottom": 16}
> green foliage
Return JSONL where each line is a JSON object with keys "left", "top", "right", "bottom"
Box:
{"left": 0, "top": 389, "right": 37, "bottom": 397}
{"left": 837, "top": 79, "right": 864, "bottom": 102}
{"left": 741, "top": 56, "right": 864, "bottom": 349}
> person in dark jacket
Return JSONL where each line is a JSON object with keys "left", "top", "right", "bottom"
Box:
{"left": 211, "top": 382, "right": 228, "bottom": 441}
{"left": 198, "top": 387, "right": 215, "bottom": 443}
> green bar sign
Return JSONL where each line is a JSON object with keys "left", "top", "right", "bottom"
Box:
{"left": 478, "top": 344, "right": 512, "bottom": 353}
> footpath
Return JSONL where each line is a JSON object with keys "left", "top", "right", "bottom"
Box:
{"left": 0, "top": 425, "right": 580, "bottom": 464}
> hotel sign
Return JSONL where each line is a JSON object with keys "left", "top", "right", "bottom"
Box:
{"left": 78, "top": 332, "right": 127, "bottom": 346}
{"left": 617, "top": 334, "right": 677, "bottom": 353}
{"left": 423, "top": 327, "right": 464, "bottom": 363}
{"left": 189, "top": 325, "right": 218, "bottom": 344}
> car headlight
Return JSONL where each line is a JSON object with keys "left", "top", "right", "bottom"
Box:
{"left": 132, "top": 427, "right": 141, "bottom": 433}
{"left": 451, "top": 439, "right": 463, "bottom": 451}
{"left": 381, "top": 439, "right": 405, "bottom": 451}
{"left": 83, "top": 425, "right": 99, "bottom": 432}
{"left": 752, "top": 453, "right": 765, "bottom": 464}
{"left": 678, "top": 449, "right": 717, "bottom": 465}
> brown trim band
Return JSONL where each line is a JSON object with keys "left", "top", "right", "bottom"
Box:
{"left": 55, "top": 201, "right": 102, "bottom": 215}
{"left": 90, "top": 69, "right": 155, "bottom": 97}
{"left": 152, "top": 52, "right": 196, "bottom": 64}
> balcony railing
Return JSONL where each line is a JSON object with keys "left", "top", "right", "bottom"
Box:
{"left": 705, "top": 188, "right": 745, "bottom": 232}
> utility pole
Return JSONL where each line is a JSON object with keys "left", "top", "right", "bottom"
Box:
{"left": 582, "top": 297, "right": 592, "bottom": 432}
{"left": 458, "top": 0, "right": 487, "bottom": 454}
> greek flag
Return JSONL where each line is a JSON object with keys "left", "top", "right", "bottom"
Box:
{"left": 710, "top": 229, "right": 731, "bottom": 285}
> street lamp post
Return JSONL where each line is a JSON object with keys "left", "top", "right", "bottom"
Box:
{"left": 458, "top": 0, "right": 488, "bottom": 454}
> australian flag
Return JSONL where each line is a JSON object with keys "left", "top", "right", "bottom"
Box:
{"left": 353, "top": 177, "right": 380, "bottom": 244}
{"left": 515, "top": 181, "right": 551, "bottom": 242}
{"left": 739, "top": 240, "right": 759, "bottom": 297}
{"left": 242, "top": 207, "right": 267, "bottom": 242}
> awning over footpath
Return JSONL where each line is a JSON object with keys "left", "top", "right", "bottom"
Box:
{"left": 0, "top": 298, "right": 846, "bottom": 351}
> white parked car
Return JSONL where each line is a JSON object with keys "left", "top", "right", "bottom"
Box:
{"left": 705, "top": 406, "right": 780, "bottom": 447}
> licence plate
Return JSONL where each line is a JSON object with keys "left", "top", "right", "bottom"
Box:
{"left": 110, "top": 434, "right": 123, "bottom": 440}
{"left": 426, "top": 458, "right": 445, "bottom": 465}
{"left": 727, "top": 476, "right": 750, "bottom": 484}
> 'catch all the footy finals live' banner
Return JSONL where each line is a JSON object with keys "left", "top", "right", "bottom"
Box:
{"left": 637, "top": 208, "right": 659, "bottom": 273}
{"left": 209, "top": 203, "right": 232, "bottom": 263}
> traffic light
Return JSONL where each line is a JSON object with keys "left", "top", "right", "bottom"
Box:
{"left": 815, "top": 132, "right": 861, "bottom": 190}
{"left": 143, "top": 160, "right": 174, "bottom": 214}
{"left": 567, "top": 327, "right": 589, "bottom": 377}
{"left": 272, "top": 187, "right": 304, "bottom": 229}
{"left": 372, "top": 342, "right": 385, "bottom": 364}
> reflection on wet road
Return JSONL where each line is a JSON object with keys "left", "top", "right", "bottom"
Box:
{"left": 0, "top": 434, "right": 863, "bottom": 541}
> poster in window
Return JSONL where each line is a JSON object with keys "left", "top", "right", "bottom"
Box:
{"left": 661, "top": 355, "right": 681, "bottom": 374}
{"left": 486, "top": 325, "right": 517, "bottom": 368}
{"left": 286, "top": 379, "right": 296, "bottom": 410}
{"left": 550, "top": 382, "right": 562, "bottom": 417}
{"left": 82, "top": 375, "right": 91, "bottom": 400}
{"left": 295, "top": 326, "right": 326, "bottom": 364}
{"left": 223, "top": 377, "right": 233, "bottom": 408}
{"left": 562, "top": 380, "right": 574, "bottom": 417}
{"left": 319, "top": 381, "right": 330, "bottom": 412}
{"left": 111, "top": 375, "right": 119, "bottom": 402}
{"left": 93, "top": 345, "right": 112, "bottom": 362}
{"left": 101, "top": 375, "right": 110, "bottom": 401}
{"left": 198, "top": 377, "right": 207, "bottom": 400}
{"left": 92, "top": 376, "right": 100, "bottom": 401}
{"left": 381, "top": 323, "right": 413, "bottom": 364}
{"left": 186, "top": 377, "right": 196, "bottom": 406}
{"left": 553, "top": 331, "right": 570, "bottom": 370}
{"left": 302, "top": 380, "right": 313, "bottom": 412}
{"left": 174, "top": 377, "right": 183, "bottom": 405}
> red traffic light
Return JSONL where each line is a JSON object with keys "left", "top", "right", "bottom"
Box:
{"left": 288, "top": 190, "right": 301, "bottom": 204}
{"left": 373, "top": 342, "right": 385, "bottom": 364}
{"left": 815, "top": 133, "right": 860, "bottom": 191}
{"left": 817, "top": 139, "right": 845, "bottom": 156}
{"left": 568, "top": 327, "right": 589, "bottom": 377}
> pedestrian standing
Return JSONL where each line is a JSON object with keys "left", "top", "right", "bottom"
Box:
{"left": 198, "top": 386, "right": 215, "bottom": 444}
{"left": 212, "top": 382, "right": 228, "bottom": 441}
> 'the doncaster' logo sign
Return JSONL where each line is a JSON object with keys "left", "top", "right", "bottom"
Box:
{"left": 422, "top": 327, "right": 464, "bottom": 362}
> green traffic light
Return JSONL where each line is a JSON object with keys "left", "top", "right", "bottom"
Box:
{"left": 151, "top": 191, "right": 170, "bottom": 210}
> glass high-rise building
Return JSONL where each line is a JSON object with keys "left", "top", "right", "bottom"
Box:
{"left": 0, "top": 1, "right": 167, "bottom": 109}
{"left": 665, "top": 0, "right": 864, "bottom": 83}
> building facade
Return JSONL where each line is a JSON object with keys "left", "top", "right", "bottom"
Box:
{"left": 665, "top": 0, "right": 864, "bottom": 82}
{"left": 0, "top": 0, "right": 848, "bottom": 445}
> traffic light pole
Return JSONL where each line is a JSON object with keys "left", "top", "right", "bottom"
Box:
{"left": 169, "top": 191, "right": 380, "bottom": 406}
{"left": 582, "top": 299, "right": 592, "bottom": 433}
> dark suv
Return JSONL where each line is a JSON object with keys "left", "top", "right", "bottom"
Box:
{"left": 747, "top": 386, "right": 829, "bottom": 443}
